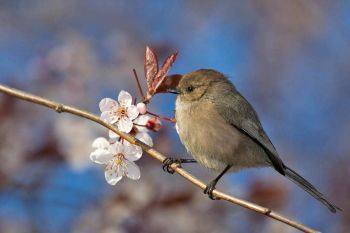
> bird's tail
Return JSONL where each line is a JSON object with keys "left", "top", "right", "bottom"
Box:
{"left": 284, "top": 166, "right": 341, "bottom": 213}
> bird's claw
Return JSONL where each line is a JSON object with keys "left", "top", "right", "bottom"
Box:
{"left": 204, "top": 181, "right": 219, "bottom": 200}
{"left": 162, "top": 158, "right": 181, "bottom": 174}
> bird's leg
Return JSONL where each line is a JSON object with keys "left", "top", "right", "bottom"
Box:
{"left": 162, "top": 157, "right": 197, "bottom": 174}
{"left": 204, "top": 165, "right": 232, "bottom": 200}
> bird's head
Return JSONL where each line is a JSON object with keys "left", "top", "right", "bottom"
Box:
{"left": 167, "top": 69, "right": 234, "bottom": 103}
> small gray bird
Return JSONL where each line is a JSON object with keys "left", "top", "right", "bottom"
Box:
{"left": 163, "top": 69, "right": 340, "bottom": 213}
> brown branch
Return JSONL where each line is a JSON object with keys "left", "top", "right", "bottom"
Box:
{"left": 0, "top": 83, "right": 319, "bottom": 233}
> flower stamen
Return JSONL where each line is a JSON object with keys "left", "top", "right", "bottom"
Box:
{"left": 113, "top": 153, "right": 127, "bottom": 177}
{"left": 117, "top": 107, "right": 127, "bottom": 117}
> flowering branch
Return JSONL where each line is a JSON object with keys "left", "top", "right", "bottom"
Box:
{"left": 0, "top": 83, "right": 319, "bottom": 233}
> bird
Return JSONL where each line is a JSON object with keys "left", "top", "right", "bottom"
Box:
{"left": 163, "top": 69, "right": 340, "bottom": 213}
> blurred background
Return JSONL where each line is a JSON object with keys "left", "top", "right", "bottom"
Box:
{"left": 0, "top": 0, "right": 349, "bottom": 232}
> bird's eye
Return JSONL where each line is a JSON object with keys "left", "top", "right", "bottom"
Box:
{"left": 187, "top": 85, "right": 194, "bottom": 92}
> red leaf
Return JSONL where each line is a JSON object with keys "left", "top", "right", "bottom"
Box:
{"left": 150, "top": 51, "right": 178, "bottom": 94}
{"left": 144, "top": 46, "right": 159, "bottom": 88}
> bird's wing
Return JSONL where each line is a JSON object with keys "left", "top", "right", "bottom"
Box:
{"left": 213, "top": 92, "right": 286, "bottom": 175}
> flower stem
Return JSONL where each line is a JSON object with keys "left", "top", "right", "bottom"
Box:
{"left": 146, "top": 111, "right": 176, "bottom": 123}
{"left": 133, "top": 69, "right": 145, "bottom": 101}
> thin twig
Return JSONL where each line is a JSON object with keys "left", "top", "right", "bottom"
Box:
{"left": 133, "top": 69, "right": 145, "bottom": 101}
{"left": 146, "top": 111, "right": 176, "bottom": 123}
{"left": 0, "top": 83, "right": 319, "bottom": 233}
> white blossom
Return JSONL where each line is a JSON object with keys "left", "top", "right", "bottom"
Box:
{"left": 99, "top": 90, "right": 139, "bottom": 133}
{"left": 90, "top": 137, "right": 141, "bottom": 185}
{"left": 109, "top": 114, "right": 154, "bottom": 147}
{"left": 133, "top": 114, "right": 154, "bottom": 146}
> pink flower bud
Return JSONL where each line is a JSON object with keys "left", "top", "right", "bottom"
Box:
{"left": 137, "top": 102, "right": 147, "bottom": 115}
{"left": 146, "top": 117, "right": 162, "bottom": 132}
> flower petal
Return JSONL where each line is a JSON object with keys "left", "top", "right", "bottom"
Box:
{"left": 105, "top": 166, "right": 123, "bottom": 185}
{"left": 136, "top": 132, "right": 153, "bottom": 147}
{"left": 100, "top": 111, "right": 113, "bottom": 124}
{"left": 118, "top": 90, "right": 132, "bottom": 107}
{"left": 92, "top": 137, "right": 109, "bottom": 149}
{"left": 127, "top": 105, "right": 139, "bottom": 120}
{"left": 117, "top": 117, "right": 133, "bottom": 133}
{"left": 99, "top": 98, "right": 118, "bottom": 112}
{"left": 109, "top": 141, "right": 123, "bottom": 154}
{"left": 123, "top": 143, "right": 142, "bottom": 161}
{"left": 133, "top": 115, "right": 151, "bottom": 132}
{"left": 90, "top": 149, "right": 113, "bottom": 164}
{"left": 108, "top": 130, "right": 120, "bottom": 140}
{"left": 125, "top": 160, "right": 141, "bottom": 180}
{"left": 110, "top": 116, "right": 118, "bottom": 124}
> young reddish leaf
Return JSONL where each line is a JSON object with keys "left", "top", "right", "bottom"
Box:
{"left": 144, "top": 46, "right": 159, "bottom": 88}
{"left": 150, "top": 51, "right": 178, "bottom": 94}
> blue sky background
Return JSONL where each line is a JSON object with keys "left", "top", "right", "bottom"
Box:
{"left": 0, "top": 1, "right": 349, "bottom": 232}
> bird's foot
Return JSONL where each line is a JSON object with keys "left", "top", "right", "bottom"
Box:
{"left": 204, "top": 180, "right": 219, "bottom": 200}
{"left": 162, "top": 158, "right": 181, "bottom": 174}
{"left": 162, "top": 158, "right": 197, "bottom": 174}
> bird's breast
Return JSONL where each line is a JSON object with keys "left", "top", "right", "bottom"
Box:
{"left": 175, "top": 99, "right": 268, "bottom": 172}
{"left": 175, "top": 99, "right": 243, "bottom": 171}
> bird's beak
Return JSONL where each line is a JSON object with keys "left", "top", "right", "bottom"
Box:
{"left": 167, "top": 88, "right": 181, "bottom": 94}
